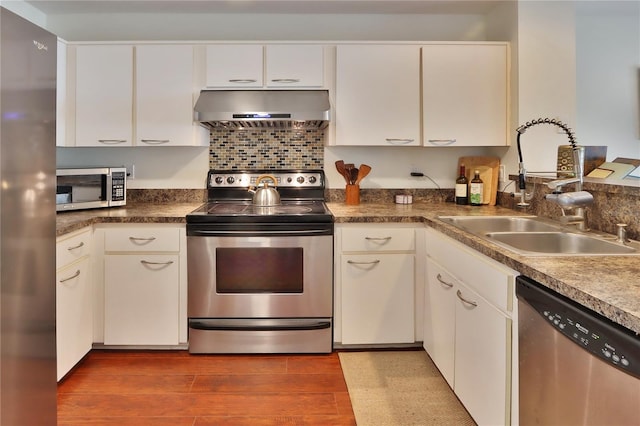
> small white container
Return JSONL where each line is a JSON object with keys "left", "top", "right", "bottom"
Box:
{"left": 395, "top": 194, "right": 413, "bottom": 204}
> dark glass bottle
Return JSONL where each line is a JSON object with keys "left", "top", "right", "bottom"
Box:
{"left": 469, "top": 170, "right": 484, "bottom": 206}
{"left": 455, "top": 164, "right": 468, "bottom": 205}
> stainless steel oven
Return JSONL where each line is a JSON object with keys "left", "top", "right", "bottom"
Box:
{"left": 186, "top": 169, "right": 334, "bottom": 354}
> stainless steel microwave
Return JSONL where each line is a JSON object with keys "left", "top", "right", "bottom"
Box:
{"left": 56, "top": 167, "right": 126, "bottom": 211}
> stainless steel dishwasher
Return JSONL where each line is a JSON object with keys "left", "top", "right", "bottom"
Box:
{"left": 516, "top": 276, "right": 640, "bottom": 425}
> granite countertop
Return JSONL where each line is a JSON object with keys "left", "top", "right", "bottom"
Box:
{"left": 56, "top": 202, "right": 203, "bottom": 236}
{"left": 328, "top": 202, "right": 640, "bottom": 335}
{"left": 57, "top": 201, "right": 640, "bottom": 334}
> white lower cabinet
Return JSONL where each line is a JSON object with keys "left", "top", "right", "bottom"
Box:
{"left": 424, "top": 227, "right": 516, "bottom": 425}
{"left": 104, "top": 254, "right": 179, "bottom": 345}
{"left": 454, "top": 280, "right": 510, "bottom": 426}
{"left": 56, "top": 227, "right": 93, "bottom": 381}
{"left": 423, "top": 258, "right": 456, "bottom": 386}
{"left": 96, "top": 224, "right": 187, "bottom": 346}
{"left": 341, "top": 253, "right": 414, "bottom": 344}
{"left": 336, "top": 224, "right": 416, "bottom": 345}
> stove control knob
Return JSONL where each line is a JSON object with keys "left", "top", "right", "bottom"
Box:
{"left": 214, "top": 176, "right": 224, "bottom": 185}
{"left": 286, "top": 177, "right": 293, "bottom": 183}
{"left": 308, "top": 176, "right": 317, "bottom": 184}
{"left": 297, "top": 176, "right": 305, "bottom": 184}
{"left": 226, "top": 176, "right": 235, "bottom": 184}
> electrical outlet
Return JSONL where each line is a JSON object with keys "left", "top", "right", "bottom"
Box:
{"left": 125, "top": 164, "right": 135, "bottom": 179}
{"left": 499, "top": 165, "right": 506, "bottom": 181}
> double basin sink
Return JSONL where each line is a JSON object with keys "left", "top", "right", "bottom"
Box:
{"left": 438, "top": 215, "right": 639, "bottom": 256}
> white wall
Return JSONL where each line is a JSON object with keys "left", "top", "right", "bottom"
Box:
{"left": 0, "top": 0, "right": 46, "bottom": 27}
{"left": 576, "top": 2, "right": 640, "bottom": 160}
{"left": 46, "top": 13, "right": 488, "bottom": 42}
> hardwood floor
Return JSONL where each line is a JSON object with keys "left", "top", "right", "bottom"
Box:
{"left": 57, "top": 350, "right": 356, "bottom": 425}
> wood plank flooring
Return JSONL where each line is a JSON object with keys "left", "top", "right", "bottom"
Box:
{"left": 57, "top": 350, "right": 356, "bottom": 425}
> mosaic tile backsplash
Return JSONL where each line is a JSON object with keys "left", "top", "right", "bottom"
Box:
{"left": 209, "top": 129, "right": 325, "bottom": 170}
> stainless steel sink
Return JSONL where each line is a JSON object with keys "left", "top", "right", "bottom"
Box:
{"left": 438, "top": 215, "right": 561, "bottom": 233}
{"left": 438, "top": 215, "right": 639, "bottom": 256}
{"left": 485, "top": 231, "right": 637, "bottom": 255}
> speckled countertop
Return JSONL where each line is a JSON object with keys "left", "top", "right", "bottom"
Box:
{"left": 56, "top": 202, "right": 202, "bottom": 236}
{"left": 57, "top": 201, "right": 640, "bottom": 335}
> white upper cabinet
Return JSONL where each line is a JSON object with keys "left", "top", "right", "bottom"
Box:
{"left": 71, "top": 44, "right": 205, "bottom": 147}
{"left": 422, "top": 43, "right": 509, "bottom": 147}
{"left": 334, "top": 44, "right": 421, "bottom": 146}
{"left": 135, "top": 44, "right": 197, "bottom": 146}
{"left": 206, "top": 44, "right": 264, "bottom": 87}
{"left": 206, "top": 44, "right": 324, "bottom": 88}
{"left": 75, "top": 45, "right": 133, "bottom": 147}
{"left": 265, "top": 45, "right": 324, "bottom": 87}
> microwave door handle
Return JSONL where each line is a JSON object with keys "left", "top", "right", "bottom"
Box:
{"left": 106, "top": 173, "right": 113, "bottom": 204}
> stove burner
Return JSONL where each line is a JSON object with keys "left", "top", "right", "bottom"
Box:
{"left": 207, "top": 203, "right": 314, "bottom": 215}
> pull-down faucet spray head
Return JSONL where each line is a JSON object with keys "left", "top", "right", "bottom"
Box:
{"left": 515, "top": 118, "right": 581, "bottom": 206}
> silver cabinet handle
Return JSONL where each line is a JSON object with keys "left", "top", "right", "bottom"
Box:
{"left": 365, "top": 237, "right": 392, "bottom": 241}
{"left": 436, "top": 273, "right": 454, "bottom": 288}
{"left": 427, "top": 139, "right": 457, "bottom": 146}
{"left": 67, "top": 242, "right": 84, "bottom": 251}
{"left": 129, "top": 237, "right": 156, "bottom": 242}
{"left": 270, "top": 78, "right": 300, "bottom": 83}
{"left": 228, "top": 79, "right": 258, "bottom": 83}
{"left": 456, "top": 290, "right": 478, "bottom": 307}
{"left": 385, "top": 138, "right": 415, "bottom": 145}
{"left": 59, "top": 270, "right": 80, "bottom": 283}
{"left": 347, "top": 260, "right": 381, "bottom": 265}
{"left": 140, "top": 260, "right": 174, "bottom": 266}
{"left": 98, "top": 139, "right": 128, "bottom": 144}
{"left": 140, "top": 139, "right": 170, "bottom": 145}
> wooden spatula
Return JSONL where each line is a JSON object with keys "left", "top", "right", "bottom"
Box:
{"left": 355, "top": 164, "right": 372, "bottom": 185}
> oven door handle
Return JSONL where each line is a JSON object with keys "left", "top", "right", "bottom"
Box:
{"left": 188, "top": 229, "right": 330, "bottom": 236}
{"left": 189, "top": 319, "right": 331, "bottom": 332}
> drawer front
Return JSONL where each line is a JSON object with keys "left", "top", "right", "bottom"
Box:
{"left": 341, "top": 227, "right": 415, "bottom": 252}
{"left": 426, "top": 228, "right": 515, "bottom": 313}
{"left": 104, "top": 227, "right": 180, "bottom": 252}
{"left": 56, "top": 228, "right": 92, "bottom": 269}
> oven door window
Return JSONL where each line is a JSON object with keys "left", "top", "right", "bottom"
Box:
{"left": 216, "top": 247, "right": 303, "bottom": 293}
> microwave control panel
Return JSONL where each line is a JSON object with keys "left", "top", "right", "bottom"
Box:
{"left": 111, "top": 171, "right": 126, "bottom": 201}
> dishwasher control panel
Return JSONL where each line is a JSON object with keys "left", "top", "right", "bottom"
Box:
{"left": 517, "top": 276, "right": 640, "bottom": 378}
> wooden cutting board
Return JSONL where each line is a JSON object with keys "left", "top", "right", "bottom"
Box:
{"left": 457, "top": 156, "right": 500, "bottom": 206}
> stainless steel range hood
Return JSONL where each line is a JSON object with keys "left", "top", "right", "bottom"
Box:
{"left": 194, "top": 90, "right": 331, "bottom": 130}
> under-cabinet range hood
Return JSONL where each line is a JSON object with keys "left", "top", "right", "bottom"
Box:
{"left": 194, "top": 90, "right": 331, "bottom": 130}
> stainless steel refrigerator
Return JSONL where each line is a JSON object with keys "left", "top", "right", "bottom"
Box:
{"left": 0, "top": 7, "right": 57, "bottom": 425}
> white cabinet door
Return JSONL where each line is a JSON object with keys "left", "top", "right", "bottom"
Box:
{"left": 104, "top": 254, "right": 179, "bottom": 345}
{"left": 341, "top": 253, "right": 414, "bottom": 344}
{"left": 75, "top": 45, "right": 133, "bottom": 146}
{"left": 422, "top": 43, "right": 509, "bottom": 147}
{"left": 265, "top": 45, "right": 324, "bottom": 87}
{"left": 56, "top": 257, "right": 92, "bottom": 381}
{"left": 335, "top": 45, "right": 421, "bottom": 146}
{"left": 454, "top": 280, "right": 511, "bottom": 426}
{"left": 205, "top": 44, "right": 263, "bottom": 87}
{"left": 136, "top": 45, "right": 197, "bottom": 146}
{"left": 423, "top": 258, "right": 456, "bottom": 387}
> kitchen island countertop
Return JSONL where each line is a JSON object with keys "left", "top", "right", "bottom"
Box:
{"left": 57, "top": 201, "right": 640, "bottom": 335}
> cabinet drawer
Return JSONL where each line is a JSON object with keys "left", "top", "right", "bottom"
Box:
{"left": 104, "top": 227, "right": 180, "bottom": 252}
{"left": 56, "top": 228, "right": 92, "bottom": 269}
{"left": 341, "top": 227, "right": 415, "bottom": 252}
{"left": 425, "top": 228, "right": 515, "bottom": 313}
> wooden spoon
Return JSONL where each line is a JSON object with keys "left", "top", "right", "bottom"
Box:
{"left": 355, "top": 164, "right": 372, "bottom": 185}
{"left": 335, "top": 160, "right": 349, "bottom": 184}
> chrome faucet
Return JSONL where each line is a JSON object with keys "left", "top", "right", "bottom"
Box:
{"left": 515, "top": 118, "right": 592, "bottom": 230}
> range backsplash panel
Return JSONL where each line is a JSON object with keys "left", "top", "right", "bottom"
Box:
{"left": 209, "top": 129, "right": 324, "bottom": 170}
